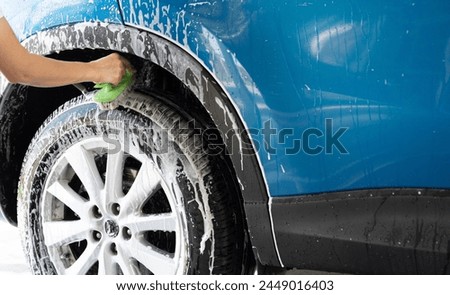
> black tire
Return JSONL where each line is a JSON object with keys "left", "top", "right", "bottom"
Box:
{"left": 18, "top": 92, "right": 247, "bottom": 275}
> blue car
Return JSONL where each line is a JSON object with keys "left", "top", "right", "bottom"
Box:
{"left": 0, "top": 0, "right": 449, "bottom": 275}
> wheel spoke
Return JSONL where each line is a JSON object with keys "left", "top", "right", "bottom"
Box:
{"left": 65, "top": 244, "right": 100, "bottom": 275}
{"left": 123, "top": 213, "right": 178, "bottom": 233}
{"left": 115, "top": 250, "right": 140, "bottom": 275}
{"left": 123, "top": 160, "right": 161, "bottom": 212}
{"left": 64, "top": 145, "right": 103, "bottom": 200}
{"left": 128, "top": 238, "right": 176, "bottom": 275}
{"left": 98, "top": 245, "right": 117, "bottom": 275}
{"left": 104, "top": 150, "right": 125, "bottom": 203}
{"left": 47, "top": 180, "right": 88, "bottom": 218}
{"left": 43, "top": 220, "right": 90, "bottom": 247}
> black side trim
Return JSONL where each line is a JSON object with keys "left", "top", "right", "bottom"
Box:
{"left": 272, "top": 189, "right": 450, "bottom": 274}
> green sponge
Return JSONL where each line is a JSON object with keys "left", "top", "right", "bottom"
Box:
{"left": 93, "top": 70, "right": 134, "bottom": 105}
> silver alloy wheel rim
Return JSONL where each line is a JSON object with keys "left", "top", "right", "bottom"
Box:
{"left": 41, "top": 137, "right": 187, "bottom": 275}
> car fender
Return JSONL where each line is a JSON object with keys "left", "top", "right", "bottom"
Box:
{"left": 0, "top": 21, "right": 282, "bottom": 267}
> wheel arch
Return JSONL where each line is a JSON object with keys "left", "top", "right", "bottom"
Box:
{"left": 0, "top": 22, "right": 281, "bottom": 266}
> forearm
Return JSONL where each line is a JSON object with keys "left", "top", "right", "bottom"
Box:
{"left": 0, "top": 18, "right": 95, "bottom": 87}
{"left": 0, "top": 18, "right": 130, "bottom": 87}
{"left": 11, "top": 53, "right": 98, "bottom": 87}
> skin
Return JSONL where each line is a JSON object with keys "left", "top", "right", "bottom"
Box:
{"left": 0, "top": 17, "right": 132, "bottom": 87}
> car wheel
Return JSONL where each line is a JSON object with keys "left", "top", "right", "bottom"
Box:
{"left": 18, "top": 92, "right": 247, "bottom": 274}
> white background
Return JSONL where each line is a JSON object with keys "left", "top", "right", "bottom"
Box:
{"left": 0, "top": 222, "right": 29, "bottom": 274}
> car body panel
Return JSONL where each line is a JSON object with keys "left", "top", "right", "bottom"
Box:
{"left": 118, "top": 0, "right": 450, "bottom": 198}
{"left": 3, "top": 1, "right": 450, "bottom": 198}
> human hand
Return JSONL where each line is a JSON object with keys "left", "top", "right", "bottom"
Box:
{"left": 90, "top": 53, "right": 134, "bottom": 85}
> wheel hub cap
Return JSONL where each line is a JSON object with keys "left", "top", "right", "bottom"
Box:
{"left": 104, "top": 220, "right": 119, "bottom": 238}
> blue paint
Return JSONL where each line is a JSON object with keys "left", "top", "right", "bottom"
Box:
{"left": 2, "top": 0, "right": 450, "bottom": 198}
{"left": 1, "top": 0, "right": 122, "bottom": 40}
